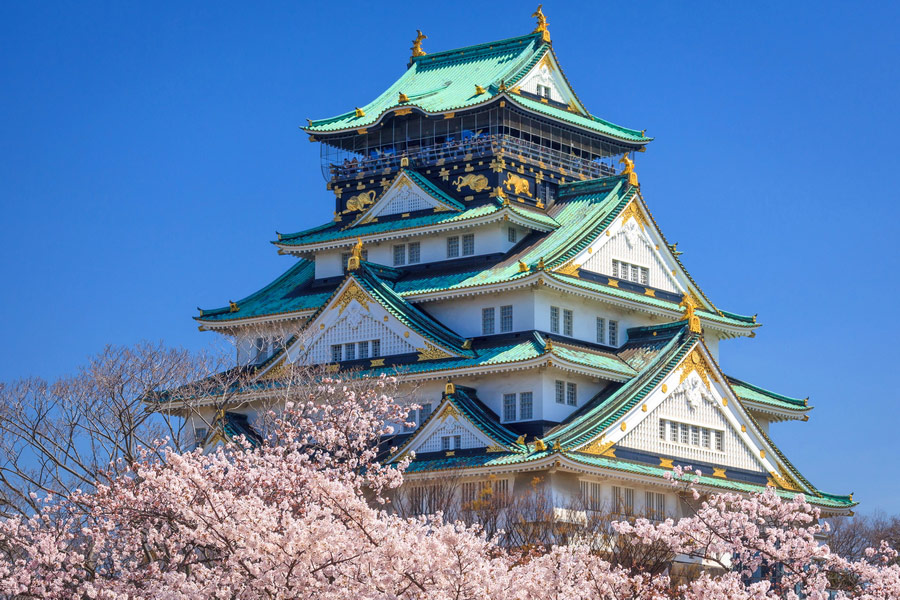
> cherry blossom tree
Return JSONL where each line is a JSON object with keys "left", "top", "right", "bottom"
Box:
{"left": 0, "top": 378, "right": 898, "bottom": 599}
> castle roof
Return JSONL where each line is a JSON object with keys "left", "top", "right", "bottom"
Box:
{"left": 303, "top": 32, "right": 649, "bottom": 144}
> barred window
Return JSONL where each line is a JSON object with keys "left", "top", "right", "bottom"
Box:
{"left": 441, "top": 435, "right": 461, "bottom": 451}
{"left": 371, "top": 339, "right": 381, "bottom": 357}
{"left": 508, "top": 227, "right": 517, "bottom": 243}
{"left": 596, "top": 317, "right": 606, "bottom": 344}
{"left": 344, "top": 343, "right": 356, "bottom": 361}
{"left": 612, "top": 258, "right": 649, "bottom": 284}
{"left": 331, "top": 344, "right": 342, "bottom": 363}
{"left": 612, "top": 485, "right": 634, "bottom": 516}
{"left": 715, "top": 430, "right": 724, "bottom": 451}
{"left": 550, "top": 306, "right": 560, "bottom": 333}
{"left": 691, "top": 425, "right": 700, "bottom": 446}
{"left": 555, "top": 380, "right": 565, "bottom": 404}
{"left": 640, "top": 266, "right": 649, "bottom": 286}
{"left": 563, "top": 309, "right": 573, "bottom": 336}
{"left": 566, "top": 382, "right": 577, "bottom": 406}
{"left": 580, "top": 480, "right": 603, "bottom": 511}
{"left": 659, "top": 420, "right": 666, "bottom": 440}
{"left": 447, "top": 236, "right": 460, "bottom": 258}
{"left": 503, "top": 393, "right": 517, "bottom": 422}
{"left": 482, "top": 307, "right": 495, "bottom": 335}
{"left": 646, "top": 491, "right": 666, "bottom": 520}
{"left": 358, "top": 340, "right": 369, "bottom": 359}
{"left": 462, "top": 233, "right": 475, "bottom": 256}
{"left": 393, "top": 244, "right": 406, "bottom": 266}
{"left": 419, "top": 403, "right": 432, "bottom": 422}
{"left": 519, "top": 392, "right": 533, "bottom": 420}
{"left": 680, "top": 423, "right": 690, "bottom": 444}
{"left": 408, "top": 242, "right": 421, "bottom": 264}
{"left": 500, "top": 305, "right": 513, "bottom": 332}
{"left": 609, "top": 320, "right": 619, "bottom": 346}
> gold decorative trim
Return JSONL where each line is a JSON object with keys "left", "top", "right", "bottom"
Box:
{"left": 659, "top": 457, "right": 673, "bottom": 468}
{"left": 554, "top": 261, "right": 579, "bottom": 277}
{"left": 581, "top": 437, "right": 614, "bottom": 456}
{"left": 417, "top": 341, "right": 454, "bottom": 362}
{"left": 620, "top": 201, "right": 646, "bottom": 231}
{"left": 336, "top": 279, "right": 369, "bottom": 314}
{"left": 440, "top": 404, "right": 461, "bottom": 422}
{"left": 485, "top": 443, "right": 507, "bottom": 453}
{"left": 453, "top": 174, "right": 489, "bottom": 192}
{"left": 369, "top": 358, "right": 385, "bottom": 367}
{"left": 394, "top": 107, "right": 412, "bottom": 116}
{"left": 713, "top": 467, "right": 727, "bottom": 479}
{"left": 679, "top": 349, "right": 713, "bottom": 390}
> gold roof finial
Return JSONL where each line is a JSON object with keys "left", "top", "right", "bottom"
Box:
{"left": 229, "top": 300, "right": 239, "bottom": 313}
{"left": 475, "top": 84, "right": 486, "bottom": 95}
{"left": 411, "top": 29, "right": 427, "bottom": 58}
{"left": 544, "top": 337, "right": 553, "bottom": 352}
{"left": 619, "top": 152, "right": 639, "bottom": 187}
{"left": 445, "top": 380, "right": 456, "bottom": 395}
{"left": 679, "top": 293, "right": 702, "bottom": 334}
{"left": 533, "top": 438, "right": 548, "bottom": 452}
{"left": 347, "top": 238, "right": 364, "bottom": 271}
{"left": 354, "top": 107, "right": 365, "bottom": 118}
{"left": 398, "top": 92, "right": 409, "bottom": 103}
{"left": 532, "top": 5, "right": 550, "bottom": 42}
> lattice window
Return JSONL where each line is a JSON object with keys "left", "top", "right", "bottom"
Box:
{"left": 596, "top": 317, "right": 605, "bottom": 344}
{"left": 550, "top": 306, "right": 560, "bottom": 333}
{"left": 566, "top": 382, "right": 577, "bottom": 406}
{"left": 500, "top": 305, "right": 513, "bottom": 332}
{"left": 358, "top": 340, "right": 369, "bottom": 359}
{"left": 447, "top": 236, "right": 459, "bottom": 258}
{"left": 462, "top": 234, "right": 475, "bottom": 256}
{"left": 645, "top": 491, "right": 666, "bottom": 520}
{"left": 308, "top": 312, "right": 410, "bottom": 364}
{"left": 503, "top": 393, "right": 517, "bottom": 422}
{"left": 563, "top": 309, "right": 573, "bottom": 336}
{"left": 555, "top": 380, "right": 565, "bottom": 404}
{"left": 331, "top": 344, "right": 342, "bottom": 362}
{"left": 420, "top": 423, "right": 482, "bottom": 453}
{"left": 462, "top": 478, "right": 509, "bottom": 506}
{"left": 482, "top": 307, "right": 495, "bottom": 334}
{"left": 519, "top": 392, "right": 533, "bottom": 420}
{"left": 393, "top": 244, "right": 406, "bottom": 266}
{"left": 508, "top": 227, "right": 517, "bottom": 243}
{"left": 344, "top": 343, "right": 356, "bottom": 361}
{"left": 408, "top": 242, "right": 420, "bottom": 264}
{"left": 380, "top": 187, "right": 433, "bottom": 216}
{"left": 609, "top": 320, "right": 618, "bottom": 346}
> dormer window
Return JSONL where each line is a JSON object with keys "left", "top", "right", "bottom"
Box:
{"left": 537, "top": 84, "right": 552, "bottom": 99}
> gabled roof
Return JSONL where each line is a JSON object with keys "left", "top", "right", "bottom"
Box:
{"left": 390, "top": 385, "right": 527, "bottom": 461}
{"left": 727, "top": 375, "right": 811, "bottom": 418}
{"left": 303, "top": 32, "right": 648, "bottom": 143}
{"left": 353, "top": 169, "right": 466, "bottom": 226}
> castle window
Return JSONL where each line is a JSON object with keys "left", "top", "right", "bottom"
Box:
{"left": 420, "top": 402, "right": 432, "bottom": 422}
{"left": 344, "top": 343, "right": 356, "bottom": 361}
{"left": 566, "top": 382, "right": 577, "bottom": 406}
{"left": 580, "top": 480, "right": 603, "bottom": 511}
{"left": 660, "top": 419, "right": 724, "bottom": 452}
{"left": 550, "top": 306, "right": 560, "bottom": 333}
{"left": 408, "top": 242, "right": 420, "bottom": 264}
{"left": 503, "top": 393, "right": 517, "bottom": 422}
{"left": 519, "top": 392, "right": 533, "bottom": 420}
{"left": 646, "top": 491, "right": 666, "bottom": 520}
{"left": 331, "top": 344, "right": 342, "bottom": 363}
{"left": 371, "top": 339, "right": 381, "bottom": 357}
{"left": 537, "top": 84, "right": 551, "bottom": 99}
{"left": 358, "top": 340, "right": 369, "bottom": 359}
{"left": 508, "top": 227, "right": 517, "bottom": 243}
{"left": 482, "top": 307, "right": 495, "bottom": 334}
{"left": 462, "top": 233, "right": 475, "bottom": 256}
{"left": 441, "top": 435, "right": 461, "bottom": 451}
{"left": 563, "top": 309, "right": 573, "bottom": 336}
{"left": 609, "top": 320, "right": 618, "bottom": 346}
{"left": 715, "top": 431, "right": 724, "bottom": 451}
{"left": 393, "top": 244, "right": 406, "bottom": 266}
{"left": 612, "top": 259, "right": 649, "bottom": 285}
{"left": 612, "top": 485, "right": 634, "bottom": 516}
{"left": 691, "top": 425, "right": 700, "bottom": 446}
{"left": 447, "top": 236, "right": 460, "bottom": 258}
{"left": 701, "top": 428, "right": 710, "bottom": 448}
{"left": 555, "top": 380, "right": 565, "bottom": 404}
{"left": 500, "top": 305, "right": 513, "bottom": 332}
{"left": 659, "top": 420, "right": 666, "bottom": 441}
{"left": 596, "top": 317, "right": 606, "bottom": 344}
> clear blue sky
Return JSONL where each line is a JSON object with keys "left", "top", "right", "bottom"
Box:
{"left": 1, "top": 2, "right": 898, "bottom": 511}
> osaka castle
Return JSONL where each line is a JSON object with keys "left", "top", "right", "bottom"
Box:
{"left": 190, "top": 10, "right": 855, "bottom": 518}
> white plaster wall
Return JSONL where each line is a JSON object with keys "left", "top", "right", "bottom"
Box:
{"left": 534, "top": 288, "right": 659, "bottom": 348}
{"left": 579, "top": 222, "right": 679, "bottom": 293}
{"left": 425, "top": 288, "right": 535, "bottom": 338}
{"left": 540, "top": 368, "right": 607, "bottom": 423}
{"left": 314, "top": 222, "right": 524, "bottom": 278}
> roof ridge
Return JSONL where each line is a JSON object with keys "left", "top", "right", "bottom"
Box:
{"left": 726, "top": 375, "right": 807, "bottom": 407}
{"left": 410, "top": 32, "right": 542, "bottom": 66}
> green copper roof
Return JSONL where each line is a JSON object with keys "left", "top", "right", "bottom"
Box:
{"left": 197, "top": 259, "right": 330, "bottom": 323}
{"left": 304, "top": 33, "right": 647, "bottom": 142}
{"left": 727, "top": 376, "right": 810, "bottom": 413}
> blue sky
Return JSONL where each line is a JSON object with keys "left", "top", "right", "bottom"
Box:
{"left": 1, "top": 2, "right": 898, "bottom": 511}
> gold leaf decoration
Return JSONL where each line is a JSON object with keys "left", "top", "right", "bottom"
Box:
{"left": 336, "top": 280, "right": 370, "bottom": 314}
{"left": 679, "top": 349, "right": 712, "bottom": 390}
{"left": 417, "top": 341, "right": 454, "bottom": 362}
{"left": 620, "top": 201, "right": 646, "bottom": 231}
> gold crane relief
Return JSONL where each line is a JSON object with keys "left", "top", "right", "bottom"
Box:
{"left": 343, "top": 190, "right": 376, "bottom": 213}
{"left": 503, "top": 172, "right": 532, "bottom": 197}
{"left": 453, "top": 174, "right": 489, "bottom": 193}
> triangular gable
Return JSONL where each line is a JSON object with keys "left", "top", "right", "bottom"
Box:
{"left": 356, "top": 170, "right": 463, "bottom": 225}
{"left": 573, "top": 339, "right": 811, "bottom": 494}
{"left": 392, "top": 386, "right": 523, "bottom": 461}
{"left": 556, "top": 196, "right": 717, "bottom": 313}
{"left": 282, "top": 273, "right": 467, "bottom": 367}
{"left": 511, "top": 51, "right": 586, "bottom": 114}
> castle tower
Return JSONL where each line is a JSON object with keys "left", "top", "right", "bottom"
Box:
{"left": 190, "top": 12, "right": 854, "bottom": 522}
